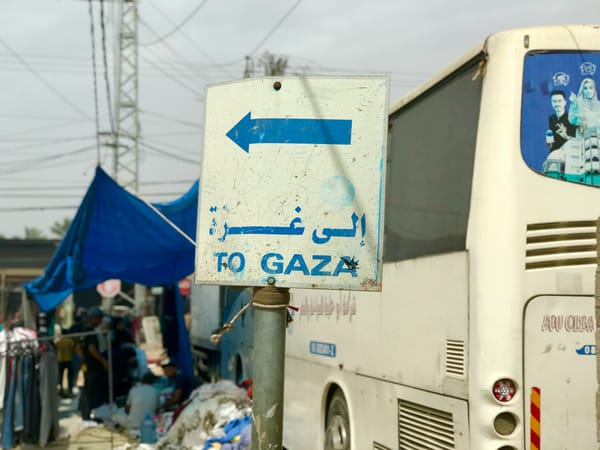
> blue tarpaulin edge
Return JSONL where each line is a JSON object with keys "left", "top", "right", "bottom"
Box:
{"left": 23, "top": 166, "right": 198, "bottom": 312}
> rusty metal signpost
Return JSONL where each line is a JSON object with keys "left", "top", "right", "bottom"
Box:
{"left": 195, "top": 76, "right": 389, "bottom": 448}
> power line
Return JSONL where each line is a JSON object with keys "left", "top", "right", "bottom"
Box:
{"left": 0, "top": 189, "right": 195, "bottom": 212}
{"left": 99, "top": 0, "right": 114, "bottom": 134}
{"left": 0, "top": 206, "right": 79, "bottom": 212}
{"left": 141, "top": 0, "right": 208, "bottom": 46}
{"left": 144, "top": 131, "right": 202, "bottom": 138}
{"left": 139, "top": 18, "right": 211, "bottom": 86}
{"left": 0, "top": 155, "right": 96, "bottom": 178}
{"left": 0, "top": 113, "right": 91, "bottom": 122}
{"left": 6, "top": 194, "right": 87, "bottom": 199}
{"left": 0, "top": 179, "right": 195, "bottom": 189}
{"left": 139, "top": 52, "right": 204, "bottom": 98}
{"left": 0, "top": 57, "right": 237, "bottom": 81}
{"left": 0, "top": 138, "right": 95, "bottom": 158}
{"left": 0, "top": 120, "right": 93, "bottom": 141}
{"left": 139, "top": 109, "right": 202, "bottom": 128}
{"left": 139, "top": 179, "right": 197, "bottom": 186}
{"left": 0, "top": 37, "right": 92, "bottom": 120}
{"left": 0, "top": 54, "right": 424, "bottom": 85}
{"left": 4, "top": 191, "right": 189, "bottom": 199}
{"left": 142, "top": 137, "right": 198, "bottom": 156}
{"left": 143, "top": 0, "right": 235, "bottom": 78}
{"left": 140, "top": 141, "right": 200, "bottom": 164}
{"left": 247, "top": 0, "right": 304, "bottom": 57}
{"left": 0, "top": 51, "right": 245, "bottom": 71}
{"left": 0, "top": 145, "right": 96, "bottom": 175}
{"left": 0, "top": 135, "right": 94, "bottom": 143}
{"left": 88, "top": 0, "right": 102, "bottom": 160}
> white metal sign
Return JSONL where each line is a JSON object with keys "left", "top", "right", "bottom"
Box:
{"left": 97, "top": 279, "right": 121, "bottom": 298}
{"left": 195, "top": 76, "right": 389, "bottom": 291}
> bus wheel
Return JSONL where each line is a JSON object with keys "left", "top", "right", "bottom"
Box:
{"left": 324, "top": 389, "right": 350, "bottom": 450}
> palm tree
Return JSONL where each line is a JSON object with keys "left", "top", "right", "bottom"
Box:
{"left": 24, "top": 227, "right": 46, "bottom": 240}
{"left": 50, "top": 217, "right": 72, "bottom": 239}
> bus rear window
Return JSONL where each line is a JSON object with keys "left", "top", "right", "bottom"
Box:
{"left": 522, "top": 51, "right": 600, "bottom": 186}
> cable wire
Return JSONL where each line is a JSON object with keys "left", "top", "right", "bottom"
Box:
{"left": 143, "top": 0, "right": 235, "bottom": 78}
{"left": 139, "top": 109, "right": 202, "bottom": 128}
{"left": 141, "top": 0, "right": 208, "bottom": 47}
{"left": 139, "top": 18, "right": 210, "bottom": 86}
{"left": 140, "top": 140, "right": 200, "bottom": 164}
{"left": 0, "top": 205, "right": 79, "bottom": 212}
{"left": 0, "top": 144, "right": 96, "bottom": 174}
{"left": 139, "top": 52, "right": 204, "bottom": 98}
{"left": 88, "top": 0, "right": 102, "bottom": 161}
{"left": 99, "top": 0, "right": 115, "bottom": 134}
{"left": 0, "top": 37, "right": 92, "bottom": 121}
{"left": 247, "top": 0, "right": 303, "bottom": 57}
{"left": 142, "top": 137, "right": 198, "bottom": 156}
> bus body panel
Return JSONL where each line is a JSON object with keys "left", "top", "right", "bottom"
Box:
{"left": 279, "top": 24, "right": 600, "bottom": 449}
{"left": 283, "top": 357, "right": 471, "bottom": 450}
{"left": 467, "top": 25, "right": 600, "bottom": 449}
{"left": 285, "top": 252, "right": 469, "bottom": 446}
{"left": 189, "top": 285, "right": 254, "bottom": 383}
{"left": 524, "top": 295, "right": 596, "bottom": 449}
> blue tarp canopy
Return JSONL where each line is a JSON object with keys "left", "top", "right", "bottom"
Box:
{"left": 24, "top": 166, "right": 198, "bottom": 312}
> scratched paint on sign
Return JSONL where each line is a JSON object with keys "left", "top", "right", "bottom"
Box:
{"left": 195, "top": 76, "right": 389, "bottom": 291}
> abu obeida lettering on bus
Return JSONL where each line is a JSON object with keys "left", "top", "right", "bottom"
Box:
{"left": 541, "top": 314, "right": 595, "bottom": 332}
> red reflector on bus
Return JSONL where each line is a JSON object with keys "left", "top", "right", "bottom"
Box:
{"left": 493, "top": 379, "right": 516, "bottom": 402}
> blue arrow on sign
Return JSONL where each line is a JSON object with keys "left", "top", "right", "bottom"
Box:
{"left": 226, "top": 112, "right": 352, "bottom": 153}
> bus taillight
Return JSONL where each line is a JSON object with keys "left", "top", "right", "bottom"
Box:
{"left": 492, "top": 379, "right": 516, "bottom": 402}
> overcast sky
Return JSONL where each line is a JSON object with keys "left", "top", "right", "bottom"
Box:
{"left": 0, "top": 0, "right": 598, "bottom": 238}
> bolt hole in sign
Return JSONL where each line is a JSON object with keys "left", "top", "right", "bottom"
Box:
{"left": 97, "top": 279, "right": 121, "bottom": 298}
{"left": 195, "top": 76, "right": 389, "bottom": 291}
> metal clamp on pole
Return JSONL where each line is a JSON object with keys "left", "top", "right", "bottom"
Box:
{"left": 252, "top": 285, "right": 290, "bottom": 450}
{"left": 253, "top": 285, "right": 290, "bottom": 310}
{"left": 210, "top": 300, "right": 254, "bottom": 345}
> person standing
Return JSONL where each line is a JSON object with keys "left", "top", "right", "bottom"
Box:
{"left": 82, "top": 308, "right": 109, "bottom": 414}
{"left": 55, "top": 328, "right": 75, "bottom": 397}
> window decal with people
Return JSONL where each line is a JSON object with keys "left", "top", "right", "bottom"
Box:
{"left": 521, "top": 52, "right": 600, "bottom": 186}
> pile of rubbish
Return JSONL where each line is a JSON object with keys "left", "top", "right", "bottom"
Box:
{"left": 117, "top": 380, "right": 252, "bottom": 450}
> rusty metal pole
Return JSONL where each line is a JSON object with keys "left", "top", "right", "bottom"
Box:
{"left": 251, "top": 285, "right": 290, "bottom": 450}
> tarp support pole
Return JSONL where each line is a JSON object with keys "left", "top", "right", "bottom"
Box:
{"left": 251, "top": 285, "right": 290, "bottom": 450}
{"left": 134, "top": 284, "right": 145, "bottom": 313}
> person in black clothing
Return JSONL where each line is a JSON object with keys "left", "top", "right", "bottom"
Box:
{"left": 548, "top": 89, "right": 577, "bottom": 151}
{"left": 159, "top": 361, "right": 200, "bottom": 411}
{"left": 82, "top": 308, "right": 110, "bottom": 414}
{"left": 111, "top": 318, "right": 137, "bottom": 399}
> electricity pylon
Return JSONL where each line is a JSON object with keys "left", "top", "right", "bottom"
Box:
{"left": 112, "top": 0, "right": 140, "bottom": 192}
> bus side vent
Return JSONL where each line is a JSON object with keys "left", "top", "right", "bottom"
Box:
{"left": 373, "top": 442, "right": 392, "bottom": 450}
{"left": 525, "top": 220, "right": 597, "bottom": 270}
{"left": 445, "top": 339, "right": 465, "bottom": 377}
{"left": 398, "top": 399, "right": 455, "bottom": 449}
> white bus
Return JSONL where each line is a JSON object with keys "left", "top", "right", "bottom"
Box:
{"left": 283, "top": 25, "right": 600, "bottom": 450}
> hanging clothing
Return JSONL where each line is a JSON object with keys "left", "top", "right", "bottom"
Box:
{"left": 0, "top": 330, "right": 8, "bottom": 412}
{"left": 13, "top": 357, "right": 24, "bottom": 432}
{"left": 0, "top": 328, "right": 59, "bottom": 448}
{"left": 2, "top": 357, "right": 16, "bottom": 450}
{"left": 22, "top": 354, "right": 38, "bottom": 445}
{"left": 38, "top": 349, "right": 59, "bottom": 446}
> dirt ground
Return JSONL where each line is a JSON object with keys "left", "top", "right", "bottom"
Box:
{"left": 15, "top": 343, "right": 166, "bottom": 450}
{"left": 16, "top": 392, "right": 133, "bottom": 450}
